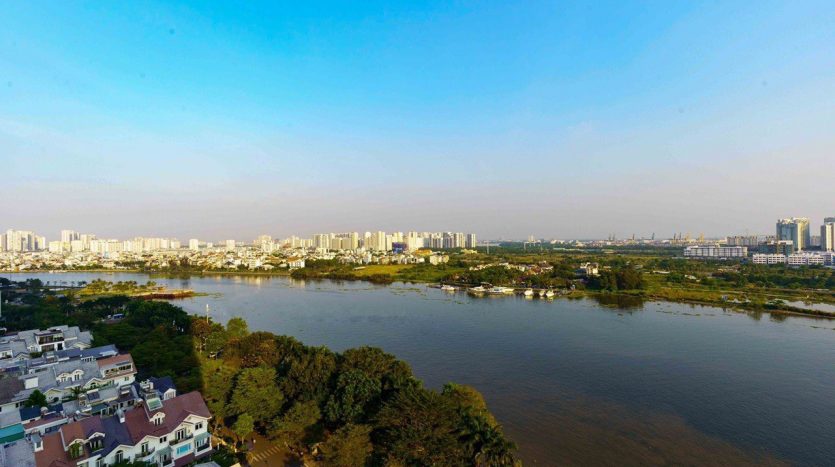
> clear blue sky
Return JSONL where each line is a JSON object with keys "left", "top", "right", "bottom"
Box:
{"left": 2, "top": 1, "right": 833, "bottom": 240}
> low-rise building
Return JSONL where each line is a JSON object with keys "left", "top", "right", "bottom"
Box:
{"left": 0, "top": 353, "right": 136, "bottom": 414}
{"left": 577, "top": 262, "right": 599, "bottom": 277}
{"left": 0, "top": 326, "right": 93, "bottom": 368}
{"left": 683, "top": 245, "right": 747, "bottom": 259}
{"left": 752, "top": 254, "right": 787, "bottom": 265}
{"left": 787, "top": 253, "right": 825, "bottom": 266}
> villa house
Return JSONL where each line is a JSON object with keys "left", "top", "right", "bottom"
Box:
{"left": 0, "top": 327, "right": 93, "bottom": 371}
{"left": 34, "top": 391, "right": 212, "bottom": 467}
{"left": 0, "top": 353, "right": 136, "bottom": 415}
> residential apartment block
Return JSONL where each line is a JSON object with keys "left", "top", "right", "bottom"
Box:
{"left": 683, "top": 245, "right": 748, "bottom": 259}
{"left": 776, "top": 218, "right": 811, "bottom": 252}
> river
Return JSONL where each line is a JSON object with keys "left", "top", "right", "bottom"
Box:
{"left": 9, "top": 272, "right": 835, "bottom": 466}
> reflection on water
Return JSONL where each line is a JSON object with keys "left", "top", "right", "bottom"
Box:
{"left": 590, "top": 293, "right": 646, "bottom": 310}
{"left": 10, "top": 272, "right": 835, "bottom": 466}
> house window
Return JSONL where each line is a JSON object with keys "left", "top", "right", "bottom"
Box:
{"left": 195, "top": 422, "right": 203, "bottom": 431}
{"left": 88, "top": 437, "right": 103, "bottom": 452}
{"left": 69, "top": 442, "right": 83, "bottom": 460}
{"left": 141, "top": 442, "right": 149, "bottom": 455}
{"left": 114, "top": 451, "right": 123, "bottom": 462}
{"left": 160, "top": 436, "right": 167, "bottom": 443}
{"left": 175, "top": 428, "right": 187, "bottom": 441}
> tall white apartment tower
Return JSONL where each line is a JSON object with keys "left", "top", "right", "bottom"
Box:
{"left": 822, "top": 218, "right": 835, "bottom": 252}
{"left": 61, "top": 230, "right": 80, "bottom": 243}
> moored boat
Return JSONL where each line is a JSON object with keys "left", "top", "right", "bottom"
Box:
{"left": 487, "top": 286, "right": 515, "bottom": 295}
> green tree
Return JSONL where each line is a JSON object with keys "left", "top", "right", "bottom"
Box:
{"left": 228, "top": 366, "right": 284, "bottom": 424}
{"left": 24, "top": 389, "right": 48, "bottom": 408}
{"left": 232, "top": 413, "right": 255, "bottom": 446}
{"left": 320, "top": 424, "right": 373, "bottom": 467}
{"left": 269, "top": 400, "right": 322, "bottom": 449}
{"left": 459, "top": 412, "right": 517, "bottom": 467}
{"left": 205, "top": 330, "right": 229, "bottom": 357}
{"left": 226, "top": 317, "right": 249, "bottom": 340}
{"left": 374, "top": 387, "right": 466, "bottom": 466}
{"left": 203, "top": 361, "right": 237, "bottom": 420}
{"left": 279, "top": 346, "right": 336, "bottom": 403}
{"left": 441, "top": 383, "right": 496, "bottom": 426}
{"left": 325, "top": 369, "right": 381, "bottom": 425}
{"left": 235, "top": 332, "right": 280, "bottom": 368}
{"left": 340, "top": 346, "right": 414, "bottom": 395}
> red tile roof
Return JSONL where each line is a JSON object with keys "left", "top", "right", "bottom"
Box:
{"left": 123, "top": 391, "right": 210, "bottom": 444}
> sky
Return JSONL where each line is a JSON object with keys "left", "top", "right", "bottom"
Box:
{"left": 1, "top": 1, "right": 834, "bottom": 241}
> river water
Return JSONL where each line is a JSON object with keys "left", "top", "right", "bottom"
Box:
{"left": 10, "top": 272, "right": 835, "bottom": 466}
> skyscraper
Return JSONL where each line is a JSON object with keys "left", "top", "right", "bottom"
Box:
{"left": 776, "top": 218, "right": 810, "bottom": 252}
{"left": 61, "top": 230, "right": 80, "bottom": 243}
{"left": 822, "top": 218, "right": 835, "bottom": 252}
{"left": 466, "top": 233, "right": 478, "bottom": 248}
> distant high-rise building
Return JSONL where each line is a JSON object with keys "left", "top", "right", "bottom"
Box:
{"left": 225, "top": 239, "right": 236, "bottom": 251}
{"left": 61, "top": 230, "right": 80, "bottom": 243}
{"left": 726, "top": 235, "right": 759, "bottom": 247}
{"left": 189, "top": 239, "right": 200, "bottom": 251}
{"left": 776, "top": 218, "right": 810, "bottom": 252}
{"left": 313, "top": 233, "right": 330, "bottom": 250}
{"left": 822, "top": 218, "right": 835, "bottom": 252}
{"left": 4, "top": 230, "right": 38, "bottom": 252}
{"left": 466, "top": 233, "right": 478, "bottom": 248}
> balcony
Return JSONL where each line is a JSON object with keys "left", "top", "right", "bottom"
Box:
{"left": 169, "top": 432, "right": 193, "bottom": 446}
{"left": 137, "top": 446, "right": 156, "bottom": 461}
{"left": 195, "top": 432, "right": 211, "bottom": 452}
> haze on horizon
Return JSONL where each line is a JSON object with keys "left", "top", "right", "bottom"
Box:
{"left": 2, "top": 1, "right": 833, "bottom": 241}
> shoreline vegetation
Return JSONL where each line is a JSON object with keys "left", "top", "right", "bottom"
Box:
{"left": 0, "top": 280, "right": 520, "bottom": 466}
{"left": 7, "top": 244, "right": 834, "bottom": 319}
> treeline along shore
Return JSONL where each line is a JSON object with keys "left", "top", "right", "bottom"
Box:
{"left": 0, "top": 279, "right": 520, "bottom": 466}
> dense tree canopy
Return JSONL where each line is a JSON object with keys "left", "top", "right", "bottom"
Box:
{"left": 199, "top": 317, "right": 518, "bottom": 466}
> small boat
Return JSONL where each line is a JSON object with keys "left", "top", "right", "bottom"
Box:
{"left": 468, "top": 286, "right": 487, "bottom": 294}
{"left": 440, "top": 284, "right": 456, "bottom": 292}
{"left": 544, "top": 290, "right": 555, "bottom": 298}
{"left": 523, "top": 288, "right": 534, "bottom": 297}
{"left": 487, "top": 286, "right": 515, "bottom": 295}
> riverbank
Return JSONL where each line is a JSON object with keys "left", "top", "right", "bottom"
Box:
{"left": 6, "top": 264, "right": 835, "bottom": 319}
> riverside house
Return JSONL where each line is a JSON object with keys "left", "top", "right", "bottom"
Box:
{"left": 34, "top": 391, "right": 212, "bottom": 467}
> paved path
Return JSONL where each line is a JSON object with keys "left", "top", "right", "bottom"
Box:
{"left": 245, "top": 433, "right": 297, "bottom": 466}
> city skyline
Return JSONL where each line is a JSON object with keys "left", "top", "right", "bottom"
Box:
{"left": 4, "top": 214, "right": 835, "bottom": 247}
{"left": 2, "top": 2, "right": 834, "bottom": 238}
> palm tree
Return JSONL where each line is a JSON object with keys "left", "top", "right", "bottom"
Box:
{"left": 474, "top": 425, "right": 517, "bottom": 467}
{"left": 459, "top": 411, "right": 518, "bottom": 467}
